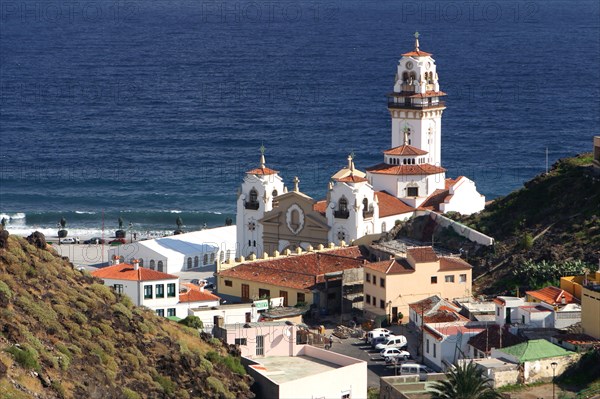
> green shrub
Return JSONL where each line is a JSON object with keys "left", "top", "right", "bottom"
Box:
{"left": 206, "top": 376, "right": 234, "bottom": 399}
{"left": 51, "top": 381, "right": 65, "bottom": 398}
{"left": 222, "top": 355, "right": 246, "bottom": 375}
{"left": 209, "top": 337, "right": 221, "bottom": 347}
{"left": 199, "top": 357, "right": 213, "bottom": 373}
{"left": 5, "top": 345, "right": 40, "bottom": 371}
{"left": 520, "top": 232, "right": 534, "bottom": 249}
{"left": 0, "top": 280, "right": 12, "bottom": 300}
{"left": 154, "top": 375, "right": 176, "bottom": 396}
{"left": 122, "top": 388, "right": 140, "bottom": 399}
{"left": 112, "top": 302, "right": 133, "bottom": 320}
{"left": 89, "top": 283, "right": 116, "bottom": 303}
{"left": 178, "top": 315, "right": 203, "bottom": 329}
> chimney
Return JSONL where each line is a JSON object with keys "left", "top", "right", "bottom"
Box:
{"left": 112, "top": 255, "right": 120, "bottom": 265}
{"left": 132, "top": 259, "right": 140, "bottom": 270}
{"left": 200, "top": 284, "right": 205, "bottom": 292}
{"left": 561, "top": 295, "right": 566, "bottom": 305}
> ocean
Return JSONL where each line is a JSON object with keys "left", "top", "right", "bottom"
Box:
{"left": 1, "top": 0, "right": 599, "bottom": 236}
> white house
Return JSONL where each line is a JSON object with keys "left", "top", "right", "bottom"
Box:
{"left": 493, "top": 293, "right": 581, "bottom": 330}
{"left": 422, "top": 322, "right": 485, "bottom": 371}
{"left": 92, "top": 259, "right": 220, "bottom": 319}
{"left": 107, "top": 225, "right": 237, "bottom": 274}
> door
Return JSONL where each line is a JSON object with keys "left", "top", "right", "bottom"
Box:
{"left": 392, "top": 306, "right": 398, "bottom": 322}
{"left": 245, "top": 312, "right": 251, "bottom": 323}
{"left": 505, "top": 308, "right": 511, "bottom": 324}
{"left": 279, "top": 290, "right": 288, "bottom": 307}
{"left": 256, "top": 335, "right": 264, "bottom": 356}
{"left": 241, "top": 284, "right": 250, "bottom": 301}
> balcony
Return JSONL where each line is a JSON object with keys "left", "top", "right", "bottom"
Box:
{"left": 334, "top": 210, "right": 350, "bottom": 219}
{"left": 363, "top": 210, "right": 374, "bottom": 219}
{"left": 387, "top": 100, "right": 445, "bottom": 110}
{"left": 244, "top": 201, "right": 259, "bottom": 210}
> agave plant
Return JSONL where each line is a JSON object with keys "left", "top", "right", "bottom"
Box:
{"left": 429, "top": 361, "right": 502, "bottom": 399}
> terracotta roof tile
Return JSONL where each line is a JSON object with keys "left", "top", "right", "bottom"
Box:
{"left": 383, "top": 145, "right": 428, "bottom": 156}
{"left": 374, "top": 191, "right": 415, "bottom": 217}
{"left": 313, "top": 200, "right": 327, "bottom": 216}
{"left": 366, "top": 258, "right": 414, "bottom": 274}
{"left": 246, "top": 166, "right": 278, "bottom": 176}
{"left": 553, "top": 333, "right": 600, "bottom": 345}
{"left": 179, "top": 288, "right": 221, "bottom": 303}
{"left": 439, "top": 257, "right": 472, "bottom": 271}
{"left": 335, "top": 175, "right": 368, "bottom": 183}
{"left": 92, "top": 264, "right": 178, "bottom": 281}
{"left": 367, "top": 163, "right": 446, "bottom": 176}
{"left": 219, "top": 247, "right": 368, "bottom": 290}
{"left": 526, "top": 286, "right": 579, "bottom": 305}
{"left": 407, "top": 247, "right": 438, "bottom": 263}
{"left": 418, "top": 189, "right": 448, "bottom": 212}
{"left": 468, "top": 325, "right": 527, "bottom": 354}
{"left": 402, "top": 50, "right": 432, "bottom": 57}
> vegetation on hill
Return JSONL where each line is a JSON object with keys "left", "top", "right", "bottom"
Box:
{"left": 0, "top": 234, "right": 254, "bottom": 399}
{"left": 458, "top": 153, "right": 600, "bottom": 294}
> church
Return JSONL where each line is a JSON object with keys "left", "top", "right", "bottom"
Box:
{"left": 236, "top": 34, "right": 485, "bottom": 257}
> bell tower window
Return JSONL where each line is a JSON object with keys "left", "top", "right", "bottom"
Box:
{"left": 245, "top": 188, "right": 259, "bottom": 210}
{"left": 407, "top": 187, "right": 419, "bottom": 197}
{"left": 334, "top": 197, "right": 349, "bottom": 219}
{"left": 272, "top": 189, "right": 278, "bottom": 207}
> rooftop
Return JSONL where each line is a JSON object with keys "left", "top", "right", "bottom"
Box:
{"left": 468, "top": 325, "right": 527, "bottom": 354}
{"left": 383, "top": 145, "right": 428, "bottom": 156}
{"left": 498, "top": 339, "right": 573, "bottom": 362}
{"left": 248, "top": 355, "right": 340, "bottom": 384}
{"left": 92, "top": 263, "right": 178, "bottom": 282}
{"left": 374, "top": 191, "right": 416, "bottom": 217}
{"left": 366, "top": 163, "right": 446, "bottom": 176}
{"left": 526, "top": 286, "right": 579, "bottom": 305}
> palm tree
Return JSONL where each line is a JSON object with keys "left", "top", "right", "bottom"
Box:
{"left": 429, "top": 361, "right": 502, "bottom": 399}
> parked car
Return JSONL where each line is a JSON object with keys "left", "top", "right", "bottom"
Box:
{"left": 191, "top": 279, "right": 215, "bottom": 290}
{"left": 395, "top": 363, "right": 434, "bottom": 381}
{"left": 367, "top": 329, "right": 392, "bottom": 344}
{"left": 59, "top": 237, "right": 80, "bottom": 244}
{"left": 370, "top": 334, "right": 392, "bottom": 348}
{"left": 83, "top": 237, "right": 105, "bottom": 244}
{"left": 380, "top": 348, "right": 411, "bottom": 361}
{"left": 375, "top": 335, "right": 408, "bottom": 351}
{"left": 108, "top": 238, "right": 126, "bottom": 245}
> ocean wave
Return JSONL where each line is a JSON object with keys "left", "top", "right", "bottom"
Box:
{"left": 169, "top": 210, "right": 182, "bottom": 214}
{"left": 0, "top": 212, "right": 26, "bottom": 220}
{"left": 75, "top": 211, "right": 97, "bottom": 215}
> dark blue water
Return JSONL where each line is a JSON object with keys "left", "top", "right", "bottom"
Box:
{"left": 1, "top": 0, "right": 599, "bottom": 232}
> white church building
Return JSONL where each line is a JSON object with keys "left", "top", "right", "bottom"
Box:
{"left": 236, "top": 34, "right": 485, "bottom": 257}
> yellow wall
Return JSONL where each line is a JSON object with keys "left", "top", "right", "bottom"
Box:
{"left": 217, "top": 275, "right": 312, "bottom": 307}
{"left": 561, "top": 272, "right": 600, "bottom": 300}
{"left": 363, "top": 261, "right": 472, "bottom": 322}
{"left": 581, "top": 286, "right": 600, "bottom": 339}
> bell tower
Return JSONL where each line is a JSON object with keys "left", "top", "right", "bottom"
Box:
{"left": 387, "top": 32, "right": 446, "bottom": 166}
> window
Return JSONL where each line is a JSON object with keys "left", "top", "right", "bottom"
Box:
{"left": 433, "top": 343, "right": 437, "bottom": 358}
{"left": 156, "top": 309, "right": 164, "bottom": 317}
{"left": 339, "top": 197, "right": 348, "bottom": 212}
{"left": 210, "top": 253, "right": 215, "bottom": 264}
{"left": 241, "top": 284, "right": 250, "bottom": 300}
{"left": 249, "top": 189, "right": 258, "bottom": 203}
{"left": 381, "top": 222, "right": 387, "bottom": 232}
{"left": 167, "top": 308, "right": 176, "bottom": 317}
{"left": 156, "top": 284, "right": 164, "bottom": 298}
{"left": 113, "top": 284, "right": 123, "bottom": 294}
{"left": 366, "top": 273, "right": 371, "bottom": 282}
{"left": 372, "top": 296, "right": 376, "bottom": 306}
{"left": 187, "top": 257, "right": 192, "bottom": 269}
{"left": 219, "top": 251, "right": 225, "bottom": 263}
{"left": 144, "top": 285, "right": 153, "bottom": 299}
{"left": 272, "top": 189, "right": 278, "bottom": 206}
{"left": 426, "top": 339, "right": 430, "bottom": 354}
{"left": 256, "top": 335, "right": 264, "bottom": 356}
{"left": 380, "top": 277, "right": 385, "bottom": 288}
{"left": 235, "top": 338, "right": 247, "bottom": 346}
{"left": 522, "top": 315, "right": 525, "bottom": 324}
{"left": 194, "top": 256, "right": 199, "bottom": 268}
{"left": 167, "top": 283, "right": 176, "bottom": 297}
{"left": 290, "top": 209, "right": 300, "bottom": 230}
{"left": 380, "top": 300, "right": 385, "bottom": 309}
{"left": 280, "top": 290, "right": 288, "bottom": 306}
{"left": 497, "top": 307, "right": 500, "bottom": 316}
{"left": 157, "top": 261, "right": 164, "bottom": 272}
{"left": 342, "top": 394, "right": 351, "bottom": 399}
{"left": 297, "top": 292, "right": 305, "bottom": 303}
{"left": 373, "top": 278, "right": 376, "bottom": 285}
{"left": 224, "top": 280, "right": 233, "bottom": 287}
{"left": 366, "top": 294, "right": 371, "bottom": 304}
{"left": 445, "top": 275, "right": 455, "bottom": 283}
{"left": 431, "top": 276, "right": 438, "bottom": 284}
{"left": 460, "top": 274, "right": 467, "bottom": 283}
{"left": 327, "top": 292, "right": 336, "bottom": 300}
{"left": 139, "top": 259, "right": 144, "bottom": 267}
{"left": 407, "top": 187, "right": 419, "bottom": 197}
{"left": 259, "top": 288, "right": 270, "bottom": 298}
{"left": 203, "top": 254, "right": 208, "bottom": 265}
{"left": 149, "top": 259, "right": 155, "bottom": 270}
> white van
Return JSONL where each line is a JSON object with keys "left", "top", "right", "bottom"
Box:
{"left": 397, "top": 363, "right": 433, "bottom": 381}
{"left": 366, "top": 329, "right": 391, "bottom": 344}
{"left": 375, "top": 335, "right": 408, "bottom": 350}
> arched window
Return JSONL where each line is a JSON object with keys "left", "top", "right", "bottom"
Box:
{"left": 249, "top": 189, "right": 258, "bottom": 203}
{"left": 290, "top": 209, "right": 300, "bottom": 230}
{"left": 203, "top": 254, "right": 208, "bottom": 265}
{"left": 187, "top": 257, "right": 192, "bottom": 269}
{"left": 139, "top": 259, "right": 144, "bottom": 267}
{"left": 362, "top": 198, "right": 369, "bottom": 211}
{"left": 339, "top": 197, "right": 348, "bottom": 212}
{"left": 402, "top": 72, "right": 409, "bottom": 81}
{"left": 272, "top": 189, "right": 278, "bottom": 206}
{"left": 410, "top": 72, "right": 416, "bottom": 81}
{"left": 157, "top": 261, "right": 164, "bottom": 272}
{"left": 194, "top": 256, "right": 199, "bottom": 268}
{"left": 381, "top": 222, "right": 387, "bottom": 233}
{"left": 210, "top": 253, "right": 215, "bottom": 264}
{"left": 219, "top": 251, "right": 225, "bottom": 263}
{"left": 149, "top": 259, "right": 155, "bottom": 270}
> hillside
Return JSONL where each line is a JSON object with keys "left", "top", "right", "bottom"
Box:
{"left": 461, "top": 153, "right": 600, "bottom": 294}
{"left": 0, "top": 233, "right": 254, "bottom": 399}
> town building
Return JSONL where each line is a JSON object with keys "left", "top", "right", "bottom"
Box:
{"left": 107, "top": 225, "right": 236, "bottom": 274}
{"left": 214, "top": 321, "right": 367, "bottom": 399}
{"left": 236, "top": 35, "right": 485, "bottom": 257}
{"left": 467, "top": 325, "right": 527, "bottom": 359}
{"left": 364, "top": 247, "right": 472, "bottom": 323}
{"left": 217, "top": 246, "right": 367, "bottom": 315}
{"left": 581, "top": 284, "right": 600, "bottom": 339}
{"left": 422, "top": 321, "right": 486, "bottom": 371}
{"left": 525, "top": 286, "right": 581, "bottom": 329}
{"left": 91, "top": 259, "right": 220, "bottom": 319}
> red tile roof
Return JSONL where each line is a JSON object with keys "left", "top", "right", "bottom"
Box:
{"left": 219, "top": 247, "right": 368, "bottom": 290}
{"left": 407, "top": 247, "right": 439, "bottom": 263}
{"left": 313, "top": 200, "right": 327, "bottom": 216}
{"left": 424, "top": 324, "right": 485, "bottom": 341}
{"left": 179, "top": 288, "right": 221, "bottom": 303}
{"left": 366, "top": 258, "right": 414, "bottom": 274}
{"left": 366, "top": 163, "right": 446, "bottom": 176}
{"left": 92, "top": 264, "right": 178, "bottom": 281}
{"left": 246, "top": 166, "right": 278, "bottom": 176}
{"left": 439, "top": 257, "right": 472, "bottom": 271}
{"left": 374, "top": 191, "right": 415, "bottom": 217}
{"left": 383, "top": 145, "right": 428, "bottom": 156}
{"left": 335, "top": 175, "right": 368, "bottom": 183}
{"left": 418, "top": 178, "right": 462, "bottom": 212}
{"left": 402, "top": 50, "right": 432, "bottom": 57}
{"left": 553, "top": 333, "right": 600, "bottom": 345}
{"left": 526, "top": 286, "right": 579, "bottom": 305}
{"left": 468, "top": 325, "right": 527, "bottom": 354}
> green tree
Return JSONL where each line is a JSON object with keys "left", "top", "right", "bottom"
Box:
{"left": 178, "top": 316, "right": 203, "bottom": 329}
{"left": 429, "top": 361, "right": 502, "bottom": 399}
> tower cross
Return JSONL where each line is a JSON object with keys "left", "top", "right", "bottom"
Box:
{"left": 414, "top": 31, "right": 420, "bottom": 51}
{"left": 259, "top": 144, "right": 266, "bottom": 168}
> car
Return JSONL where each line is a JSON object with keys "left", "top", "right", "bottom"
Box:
{"left": 108, "top": 238, "right": 126, "bottom": 245}
{"left": 191, "top": 279, "right": 215, "bottom": 290}
{"left": 394, "top": 363, "right": 434, "bottom": 381}
{"left": 366, "top": 329, "right": 392, "bottom": 344}
{"left": 83, "top": 237, "right": 105, "bottom": 244}
{"left": 59, "top": 237, "right": 79, "bottom": 244}
{"left": 370, "top": 334, "right": 392, "bottom": 348}
{"left": 381, "top": 348, "right": 411, "bottom": 361}
{"left": 375, "top": 335, "right": 408, "bottom": 351}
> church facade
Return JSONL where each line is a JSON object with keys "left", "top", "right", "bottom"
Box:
{"left": 237, "top": 35, "right": 485, "bottom": 257}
